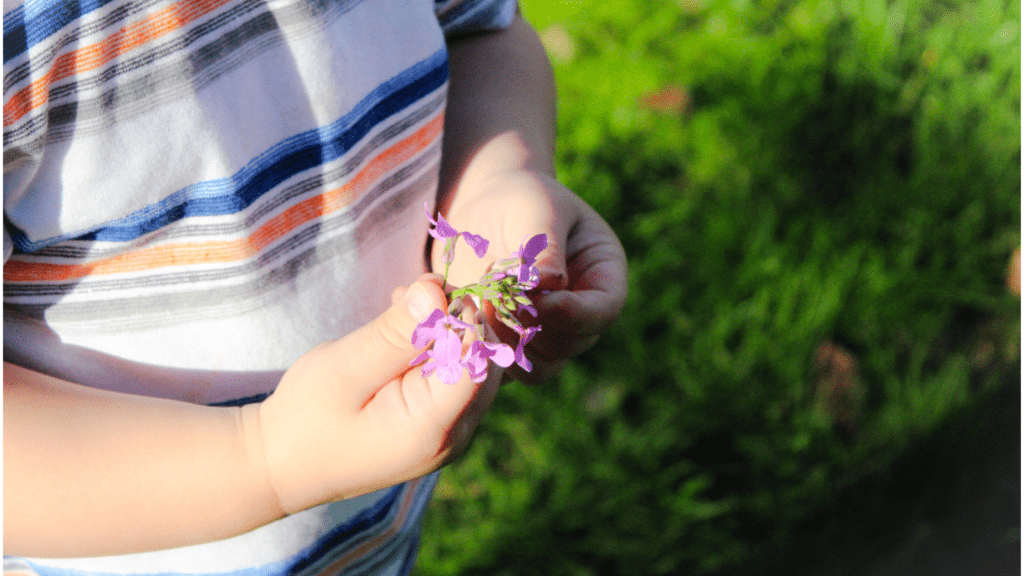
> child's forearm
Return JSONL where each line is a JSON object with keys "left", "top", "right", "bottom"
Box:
{"left": 3, "top": 275, "right": 470, "bottom": 558}
{"left": 3, "top": 362, "right": 284, "bottom": 557}
{"left": 438, "top": 12, "right": 558, "bottom": 211}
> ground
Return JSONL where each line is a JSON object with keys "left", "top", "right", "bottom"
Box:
{"left": 759, "top": 368, "right": 1020, "bottom": 576}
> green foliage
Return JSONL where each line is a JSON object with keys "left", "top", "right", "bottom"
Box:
{"left": 417, "top": 0, "right": 1020, "bottom": 574}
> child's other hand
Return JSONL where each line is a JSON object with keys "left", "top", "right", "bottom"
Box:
{"left": 436, "top": 170, "right": 628, "bottom": 385}
{"left": 252, "top": 274, "right": 502, "bottom": 514}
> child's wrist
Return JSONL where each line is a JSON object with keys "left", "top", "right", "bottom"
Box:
{"left": 443, "top": 167, "right": 553, "bottom": 213}
{"left": 240, "top": 402, "right": 289, "bottom": 517}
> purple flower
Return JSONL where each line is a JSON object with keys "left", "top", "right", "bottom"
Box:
{"left": 411, "top": 308, "right": 446, "bottom": 349}
{"left": 512, "top": 325, "right": 541, "bottom": 372}
{"left": 514, "top": 234, "right": 548, "bottom": 266}
{"left": 461, "top": 231, "right": 489, "bottom": 258}
{"left": 424, "top": 202, "right": 458, "bottom": 240}
{"left": 411, "top": 308, "right": 472, "bottom": 384}
{"left": 411, "top": 309, "right": 471, "bottom": 347}
{"left": 425, "top": 202, "right": 489, "bottom": 265}
{"left": 512, "top": 234, "right": 548, "bottom": 287}
{"left": 462, "top": 341, "right": 515, "bottom": 383}
{"left": 516, "top": 265, "right": 540, "bottom": 288}
{"left": 414, "top": 205, "right": 546, "bottom": 383}
{"left": 414, "top": 329, "right": 464, "bottom": 385}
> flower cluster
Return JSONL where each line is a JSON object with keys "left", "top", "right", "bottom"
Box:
{"left": 411, "top": 203, "right": 546, "bottom": 384}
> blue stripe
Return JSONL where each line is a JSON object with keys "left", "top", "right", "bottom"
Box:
{"left": 12, "top": 486, "right": 405, "bottom": 576}
{"left": 302, "top": 473, "right": 437, "bottom": 576}
{"left": 288, "top": 484, "right": 408, "bottom": 575}
{"left": 8, "top": 48, "right": 449, "bottom": 254}
{"left": 4, "top": 0, "right": 121, "bottom": 64}
{"left": 208, "top": 392, "right": 271, "bottom": 406}
{"left": 437, "top": 0, "right": 505, "bottom": 30}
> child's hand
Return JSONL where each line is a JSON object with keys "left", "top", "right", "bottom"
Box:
{"left": 435, "top": 170, "right": 628, "bottom": 385}
{"left": 252, "top": 274, "right": 502, "bottom": 514}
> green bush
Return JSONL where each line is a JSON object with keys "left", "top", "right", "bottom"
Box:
{"left": 416, "top": 0, "right": 1020, "bottom": 574}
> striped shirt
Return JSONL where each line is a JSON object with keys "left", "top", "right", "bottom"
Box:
{"left": 2, "top": 0, "right": 515, "bottom": 573}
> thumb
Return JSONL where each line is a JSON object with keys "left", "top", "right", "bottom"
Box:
{"left": 327, "top": 275, "right": 448, "bottom": 408}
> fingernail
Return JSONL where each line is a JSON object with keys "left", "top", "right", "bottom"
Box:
{"left": 405, "top": 282, "right": 434, "bottom": 320}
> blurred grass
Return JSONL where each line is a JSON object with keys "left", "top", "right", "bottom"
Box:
{"left": 415, "top": 0, "right": 1020, "bottom": 574}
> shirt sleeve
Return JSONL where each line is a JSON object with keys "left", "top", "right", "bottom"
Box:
{"left": 434, "top": 0, "right": 517, "bottom": 38}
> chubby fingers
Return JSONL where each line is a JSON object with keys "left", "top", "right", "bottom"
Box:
{"left": 366, "top": 298, "right": 503, "bottom": 466}
{"left": 516, "top": 205, "right": 627, "bottom": 383}
{"left": 535, "top": 237, "right": 627, "bottom": 337}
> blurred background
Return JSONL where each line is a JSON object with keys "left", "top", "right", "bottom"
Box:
{"left": 416, "top": 0, "right": 1020, "bottom": 574}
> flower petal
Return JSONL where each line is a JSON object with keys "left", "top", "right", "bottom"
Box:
{"left": 514, "top": 348, "right": 532, "bottom": 372}
{"left": 428, "top": 331, "right": 466, "bottom": 384}
{"left": 513, "top": 325, "right": 540, "bottom": 371}
{"left": 409, "top": 349, "right": 431, "bottom": 367}
{"left": 484, "top": 342, "right": 515, "bottom": 367}
{"left": 461, "top": 232, "right": 490, "bottom": 258}
{"left": 419, "top": 359, "right": 437, "bottom": 378}
{"left": 516, "top": 264, "right": 531, "bottom": 285}
{"left": 522, "top": 234, "right": 548, "bottom": 262}
{"left": 433, "top": 214, "right": 459, "bottom": 239}
{"left": 462, "top": 342, "right": 489, "bottom": 382}
{"left": 411, "top": 308, "right": 446, "bottom": 348}
{"left": 433, "top": 330, "right": 462, "bottom": 364}
{"left": 437, "top": 362, "right": 464, "bottom": 385}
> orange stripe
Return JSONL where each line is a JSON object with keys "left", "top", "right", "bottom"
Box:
{"left": 4, "top": 0, "right": 234, "bottom": 126}
{"left": 3, "top": 113, "right": 444, "bottom": 283}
